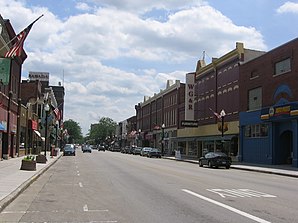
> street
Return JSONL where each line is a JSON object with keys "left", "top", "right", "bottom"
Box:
{"left": 1, "top": 150, "right": 298, "bottom": 223}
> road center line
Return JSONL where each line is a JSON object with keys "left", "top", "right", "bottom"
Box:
{"left": 182, "top": 189, "right": 271, "bottom": 223}
{"left": 79, "top": 182, "right": 83, "bottom": 187}
{"left": 83, "top": 204, "right": 88, "bottom": 212}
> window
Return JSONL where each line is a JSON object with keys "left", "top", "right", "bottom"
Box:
{"left": 248, "top": 87, "right": 262, "bottom": 110}
{"left": 244, "top": 124, "right": 268, "bottom": 138}
{"left": 275, "top": 58, "right": 291, "bottom": 76}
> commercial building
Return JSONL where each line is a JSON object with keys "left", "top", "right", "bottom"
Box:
{"left": 239, "top": 38, "right": 298, "bottom": 167}
{"left": 0, "top": 15, "right": 27, "bottom": 159}
{"left": 177, "top": 42, "right": 265, "bottom": 160}
{"left": 135, "top": 80, "right": 185, "bottom": 155}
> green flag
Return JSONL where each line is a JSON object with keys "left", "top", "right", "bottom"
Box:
{"left": 0, "top": 58, "right": 11, "bottom": 85}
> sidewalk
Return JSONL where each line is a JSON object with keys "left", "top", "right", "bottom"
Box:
{"left": 164, "top": 156, "right": 298, "bottom": 178}
{"left": 0, "top": 152, "right": 62, "bottom": 212}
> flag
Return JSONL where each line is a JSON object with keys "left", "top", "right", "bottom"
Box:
{"left": 53, "top": 107, "right": 61, "bottom": 120}
{"left": 4, "top": 15, "right": 43, "bottom": 58}
{"left": 209, "top": 107, "right": 222, "bottom": 120}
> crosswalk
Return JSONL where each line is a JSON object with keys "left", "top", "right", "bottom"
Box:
{"left": 207, "top": 189, "right": 276, "bottom": 198}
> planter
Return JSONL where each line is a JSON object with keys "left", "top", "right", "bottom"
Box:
{"left": 36, "top": 154, "right": 47, "bottom": 163}
{"left": 20, "top": 159, "right": 36, "bottom": 171}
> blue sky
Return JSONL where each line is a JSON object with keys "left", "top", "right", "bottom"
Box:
{"left": 1, "top": 0, "right": 298, "bottom": 135}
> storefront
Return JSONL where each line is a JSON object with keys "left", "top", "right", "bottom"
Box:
{"left": 239, "top": 102, "right": 298, "bottom": 167}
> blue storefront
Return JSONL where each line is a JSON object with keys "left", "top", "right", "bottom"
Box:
{"left": 239, "top": 102, "right": 298, "bottom": 167}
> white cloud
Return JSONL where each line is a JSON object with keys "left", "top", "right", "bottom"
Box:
{"left": 76, "top": 2, "right": 92, "bottom": 12}
{"left": 0, "top": 0, "right": 267, "bottom": 135}
{"left": 277, "top": 1, "right": 298, "bottom": 14}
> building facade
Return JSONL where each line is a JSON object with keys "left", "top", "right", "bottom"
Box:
{"left": 0, "top": 15, "right": 27, "bottom": 159}
{"left": 239, "top": 38, "right": 298, "bottom": 167}
{"left": 135, "top": 80, "right": 185, "bottom": 154}
{"left": 176, "top": 42, "right": 265, "bottom": 159}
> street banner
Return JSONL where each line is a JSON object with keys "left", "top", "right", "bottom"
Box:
{"left": 0, "top": 58, "right": 11, "bottom": 85}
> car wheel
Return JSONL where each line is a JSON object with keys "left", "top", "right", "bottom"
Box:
{"left": 199, "top": 161, "right": 203, "bottom": 167}
{"left": 226, "top": 165, "right": 230, "bottom": 169}
{"left": 208, "top": 161, "right": 212, "bottom": 168}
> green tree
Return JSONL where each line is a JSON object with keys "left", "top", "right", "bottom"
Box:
{"left": 63, "top": 119, "right": 83, "bottom": 144}
{"left": 88, "top": 117, "right": 117, "bottom": 144}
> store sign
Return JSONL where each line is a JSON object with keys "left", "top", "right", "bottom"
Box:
{"left": 261, "top": 103, "right": 298, "bottom": 120}
{"left": 29, "top": 71, "right": 49, "bottom": 82}
{"left": 185, "top": 72, "right": 195, "bottom": 120}
{"left": 181, "top": 120, "right": 198, "bottom": 127}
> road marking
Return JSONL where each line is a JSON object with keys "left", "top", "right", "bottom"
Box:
{"left": 79, "top": 182, "right": 83, "bottom": 187}
{"left": 207, "top": 189, "right": 276, "bottom": 198}
{"left": 83, "top": 204, "right": 88, "bottom": 212}
{"left": 182, "top": 189, "right": 271, "bottom": 223}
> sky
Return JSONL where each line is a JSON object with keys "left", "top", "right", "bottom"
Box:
{"left": 1, "top": 0, "right": 298, "bottom": 135}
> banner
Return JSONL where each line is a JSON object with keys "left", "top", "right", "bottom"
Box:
{"left": 0, "top": 58, "right": 11, "bottom": 85}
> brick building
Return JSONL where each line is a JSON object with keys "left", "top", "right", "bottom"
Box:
{"left": 0, "top": 15, "right": 27, "bottom": 159}
{"left": 176, "top": 42, "right": 265, "bottom": 159}
{"left": 135, "top": 80, "right": 185, "bottom": 154}
{"left": 239, "top": 37, "right": 298, "bottom": 167}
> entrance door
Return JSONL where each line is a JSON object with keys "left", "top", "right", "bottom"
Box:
{"left": 279, "top": 130, "right": 293, "bottom": 164}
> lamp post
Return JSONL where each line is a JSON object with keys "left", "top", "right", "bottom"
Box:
{"left": 55, "top": 120, "right": 59, "bottom": 148}
{"left": 161, "top": 124, "right": 165, "bottom": 156}
{"left": 44, "top": 103, "right": 50, "bottom": 156}
{"left": 138, "top": 129, "right": 141, "bottom": 147}
{"left": 220, "top": 109, "right": 226, "bottom": 150}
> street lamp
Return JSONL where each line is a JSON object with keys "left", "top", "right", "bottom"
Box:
{"left": 161, "top": 124, "right": 165, "bottom": 156}
{"left": 138, "top": 129, "right": 142, "bottom": 147}
{"left": 220, "top": 109, "right": 226, "bottom": 150}
{"left": 55, "top": 120, "right": 59, "bottom": 148}
{"left": 44, "top": 103, "right": 50, "bottom": 156}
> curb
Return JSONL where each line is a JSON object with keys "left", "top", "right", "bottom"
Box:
{"left": 163, "top": 156, "right": 298, "bottom": 178}
{"left": 0, "top": 155, "right": 62, "bottom": 213}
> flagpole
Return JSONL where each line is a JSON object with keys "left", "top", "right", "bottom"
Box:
{"left": 0, "top": 14, "right": 44, "bottom": 52}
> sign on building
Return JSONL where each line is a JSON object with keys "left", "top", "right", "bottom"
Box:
{"left": 29, "top": 71, "right": 49, "bottom": 82}
{"left": 185, "top": 72, "right": 195, "bottom": 120}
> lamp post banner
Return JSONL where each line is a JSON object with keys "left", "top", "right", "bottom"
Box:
{"left": 0, "top": 58, "right": 11, "bottom": 85}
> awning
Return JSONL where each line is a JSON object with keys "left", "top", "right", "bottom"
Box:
{"left": 34, "top": 130, "right": 41, "bottom": 138}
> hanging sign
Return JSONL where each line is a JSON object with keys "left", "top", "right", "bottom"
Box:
{"left": 0, "top": 58, "right": 11, "bottom": 85}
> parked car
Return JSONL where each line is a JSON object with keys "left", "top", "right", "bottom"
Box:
{"left": 141, "top": 147, "right": 152, "bottom": 156}
{"left": 133, "top": 147, "right": 142, "bottom": 155}
{"left": 147, "top": 148, "right": 161, "bottom": 158}
{"left": 98, "top": 145, "right": 105, "bottom": 152}
{"left": 128, "top": 145, "right": 137, "bottom": 154}
{"left": 63, "top": 144, "right": 76, "bottom": 156}
{"left": 82, "top": 145, "right": 92, "bottom": 153}
{"left": 199, "top": 152, "right": 231, "bottom": 169}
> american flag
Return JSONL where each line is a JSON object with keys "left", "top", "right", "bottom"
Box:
{"left": 53, "top": 107, "right": 61, "bottom": 120}
{"left": 209, "top": 107, "right": 222, "bottom": 120}
{"left": 4, "top": 15, "right": 43, "bottom": 58}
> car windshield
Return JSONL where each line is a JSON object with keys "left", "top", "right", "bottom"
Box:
{"left": 214, "top": 152, "right": 227, "bottom": 157}
{"left": 64, "top": 145, "right": 74, "bottom": 151}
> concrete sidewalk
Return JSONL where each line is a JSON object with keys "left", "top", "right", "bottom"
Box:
{"left": 164, "top": 156, "right": 298, "bottom": 178}
{"left": 0, "top": 152, "right": 62, "bottom": 212}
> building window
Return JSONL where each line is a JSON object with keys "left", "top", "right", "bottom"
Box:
{"left": 248, "top": 87, "right": 262, "bottom": 110}
{"left": 244, "top": 124, "right": 268, "bottom": 138}
{"left": 274, "top": 58, "right": 291, "bottom": 76}
{"left": 250, "top": 70, "right": 259, "bottom": 79}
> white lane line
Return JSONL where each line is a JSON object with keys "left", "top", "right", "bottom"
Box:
{"left": 79, "top": 182, "right": 83, "bottom": 187}
{"left": 182, "top": 189, "right": 271, "bottom": 223}
{"left": 83, "top": 204, "right": 88, "bottom": 212}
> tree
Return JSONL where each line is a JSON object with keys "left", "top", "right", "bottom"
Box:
{"left": 63, "top": 119, "right": 83, "bottom": 144}
{"left": 88, "top": 117, "right": 117, "bottom": 145}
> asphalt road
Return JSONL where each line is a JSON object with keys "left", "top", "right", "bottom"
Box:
{"left": 1, "top": 149, "right": 298, "bottom": 223}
